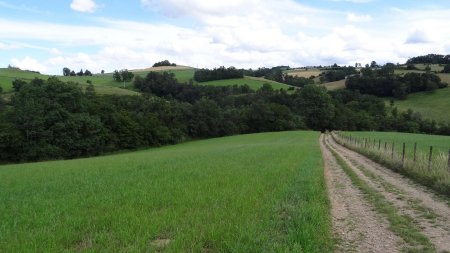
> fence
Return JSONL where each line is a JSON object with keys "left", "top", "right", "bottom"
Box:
{"left": 333, "top": 131, "right": 450, "bottom": 173}
{"left": 331, "top": 131, "right": 450, "bottom": 196}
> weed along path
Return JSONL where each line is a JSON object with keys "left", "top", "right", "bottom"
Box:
{"left": 322, "top": 133, "right": 450, "bottom": 252}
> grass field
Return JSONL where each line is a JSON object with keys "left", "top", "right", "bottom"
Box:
{"left": 201, "top": 76, "right": 292, "bottom": 90}
{"left": 0, "top": 131, "right": 332, "bottom": 252}
{"left": 0, "top": 68, "right": 139, "bottom": 96}
{"left": 390, "top": 86, "right": 450, "bottom": 123}
{"left": 341, "top": 131, "right": 450, "bottom": 157}
{"left": 336, "top": 131, "right": 450, "bottom": 196}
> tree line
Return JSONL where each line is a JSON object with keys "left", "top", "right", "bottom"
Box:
{"left": 346, "top": 65, "right": 448, "bottom": 99}
{"left": 153, "top": 60, "right": 177, "bottom": 67}
{"left": 194, "top": 66, "right": 244, "bottom": 82}
{"left": 407, "top": 54, "right": 450, "bottom": 65}
{"left": 1, "top": 71, "right": 450, "bottom": 163}
{"left": 63, "top": 67, "right": 94, "bottom": 77}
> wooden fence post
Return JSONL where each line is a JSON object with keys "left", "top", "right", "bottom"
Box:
{"left": 428, "top": 146, "right": 433, "bottom": 170}
{"left": 448, "top": 149, "right": 450, "bottom": 173}
{"left": 391, "top": 142, "right": 395, "bottom": 159}
{"left": 447, "top": 149, "right": 450, "bottom": 172}
{"left": 378, "top": 139, "right": 381, "bottom": 150}
{"left": 384, "top": 142, "right": 387, "bottom": 153}
{"left": 402, "top": 143, "right": 405, "bottom": 165}
{"left": 413, "top": 143, "right": 417, "bottom": 162}
{"left": 364, "top": 138, "right": 367, "bottom": 148}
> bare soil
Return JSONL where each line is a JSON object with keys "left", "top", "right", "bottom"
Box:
{"left": 320, "top": 135, "right": 402, "bottom": 252}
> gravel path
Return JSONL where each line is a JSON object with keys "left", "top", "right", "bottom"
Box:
{"left": 320, "top": 135, "right": 402, "bottom": 252}
{"left": 325, "top": 133, "right": 450, "bottom": 252}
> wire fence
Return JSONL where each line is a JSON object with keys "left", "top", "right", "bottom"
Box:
{"left": 332, "top": 131, "right": 450, "bottom": 196}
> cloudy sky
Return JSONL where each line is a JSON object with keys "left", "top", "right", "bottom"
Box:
{"left": 1, "top": 0, "right": 450, "bottom": 74}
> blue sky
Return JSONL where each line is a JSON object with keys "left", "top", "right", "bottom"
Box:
{"left": 1, "top": 0, "right": 450, "bottom": 74}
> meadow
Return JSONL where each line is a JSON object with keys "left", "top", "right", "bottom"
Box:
{"left": 335, "top": 131, "right": 450, "bottom": 196}
{"left": 390, "top": 86, "right": 450, "bottom": 123}
{"left": 0, "top": 131, "right": 332, "bottom": 252}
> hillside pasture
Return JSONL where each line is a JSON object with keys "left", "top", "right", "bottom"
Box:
{"left": 201, "top": 76, "right": 293, "bottom": 90}
{"left": 320, "top": 79, "right": 346, "bottom": 90}
{"left": 0, "top": 131, "right": 332, "bottom": 252}
{"left": 286, "top": 69, "right": 322, "bottom": 78}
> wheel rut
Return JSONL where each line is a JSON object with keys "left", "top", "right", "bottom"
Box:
{"left": 324, "top": 133, "right": 450, "bottom": 253}
{"left": 320, "top": 135, "right": 402, "bottom": 252}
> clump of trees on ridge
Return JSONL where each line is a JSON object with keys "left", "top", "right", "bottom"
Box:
{"left": 153, "top": 60, "right": 177, "bottom": 67}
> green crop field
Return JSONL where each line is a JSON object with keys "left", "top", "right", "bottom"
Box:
{"left": 342, "top": 131, "right": 450, "bottom": 158}
{"left": 0, "top": 131, "right": 332, "bottom": 252}
{"left": 200, "top": 76, "right": 292, "bottom": 90}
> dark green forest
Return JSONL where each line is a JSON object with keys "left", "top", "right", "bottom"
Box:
{"left": 1, "top": 70, "right": 449, "bottom": 163}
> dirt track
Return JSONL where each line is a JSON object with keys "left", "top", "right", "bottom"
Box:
{"left": 321, "top": 133, "right": 450, "bottom": 252}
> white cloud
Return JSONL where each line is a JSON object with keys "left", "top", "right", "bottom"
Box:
{"left": 406, "top": 29, "right": 432, "bottom": 44}
{"left": 2, "top": 2, "right": 450, "bottom": 74}
{"left": 330, "top": 0, "right": 374, "bottom": 3}
{"left": 10, "top": 56, "right": 47, "bottom": 73}
{"left": 347, "top": 13, "right": 372, "bottom": 22}
{"left": 70, "top": 0, "right": 98, "bottom": 13}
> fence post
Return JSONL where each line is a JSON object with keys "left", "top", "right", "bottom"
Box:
{"left": 428, "top": 146, "right": 433, "bottom": 170}
{"left": 364, "top": 138, "right": 367, "bottom": 148}
{"left": 402, "top": 143, "right": 405, "bottom": 165}
{"left": 448, "top": 149, "right": 450, "bottom": 172}
{"left": 378, "top": 139, "right": 381, "bottom": 150}
{"left": 391, "top": 142, "right": 395, "bottom": 159}
{"left": 413, "top": 143, "right": 417, "bottom": 162}
{"left": 384, "top": 142, "right": 387, "bottom": 153}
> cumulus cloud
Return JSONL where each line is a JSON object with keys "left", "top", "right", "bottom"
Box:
{"left": 406, "top": 29, "right": 432, "bottom": 44}
{"left": 70, "top": 0, "right": 98, "bottom": 13}
{"left": 1, "top": 2, "right": 450, "bottom": 74}
{"left": 347, "top": 13, "right": 372, "bottom": 22}
{"left": 11, "top": 56, "right": 47, "bottom": 72}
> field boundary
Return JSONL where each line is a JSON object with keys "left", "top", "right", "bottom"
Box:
{"left": 332, "top": 131, "right": 450, "bottom": 197}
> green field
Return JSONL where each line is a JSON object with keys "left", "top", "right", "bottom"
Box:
{"left": 201, "top": 76, "right": 292, "bottom": 90}
{"left": 390, "top": 86, "right": 450, "bottom": 123}
{"left": 0, "top": 131, "right": 332, "bottom": 252}
{"left": 0, "top": 68, "right": 139, "bottom": 96}
{"left": 342, "top": 131, "right": 450, "bottom": 158}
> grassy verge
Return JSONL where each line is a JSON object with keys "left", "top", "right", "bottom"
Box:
{"left": 0, "top": 131, "right": 332, "bottom": 252}
{"left": 334, "top": 132, "right": 450, "bottom": 197}
{"left": 324, "top": 138, "right": 434, "bottom": 252}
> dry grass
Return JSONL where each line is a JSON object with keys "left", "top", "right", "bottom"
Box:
{"left": 286, "top": 69, "right": 322, "bottom": 78}
{"left": 320, "top": 79, "right": 346, "bottom": 90}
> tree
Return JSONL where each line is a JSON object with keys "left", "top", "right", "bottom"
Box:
{"left": 77, "top": 69, "right": 84, "bottom": 76}
{"left": 101, "top": 70, "right": 105, "bottom": 74}
{"left": 70, "top": 70, "right": 76, "bottom": 76}
{"left": 113, "top": 70, "right": 122, "bottom": 82}
{"left": 63, "top": 67, "right": 71, "bottom": 76}
{"left": 443, "top": 64, "right": 450, "bottom": 73}
{"left": 12, "top": 79, "right": 27, "bottom": 92}
{"left": 120, "top": 69, "right": 134, "bottom": 82}
{"left": 84, "top": 69, "right": 92, "bottom": 76}
{"left": 370, "top": 61, "right": 378, "bottom": 68}
{"left": 294, "top": 84, "right": 335, "bottom": 131}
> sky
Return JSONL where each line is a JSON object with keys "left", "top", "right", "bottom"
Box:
{"left": 1, "top": 0, "right": 450, "bottom": 75}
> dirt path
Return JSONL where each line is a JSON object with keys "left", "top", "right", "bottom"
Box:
{"left": 319, "top": 135, "right": 402, "bottom": 252}
{"left": 324, "top": 133, "right": 450, "bottom": 252}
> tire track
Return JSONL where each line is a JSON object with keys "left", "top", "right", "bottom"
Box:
{"left": 326, "top": 133, "right": 450, "bottom": 252}
{"left": 320, "top": 135, "right": 402, "bottom": 252}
